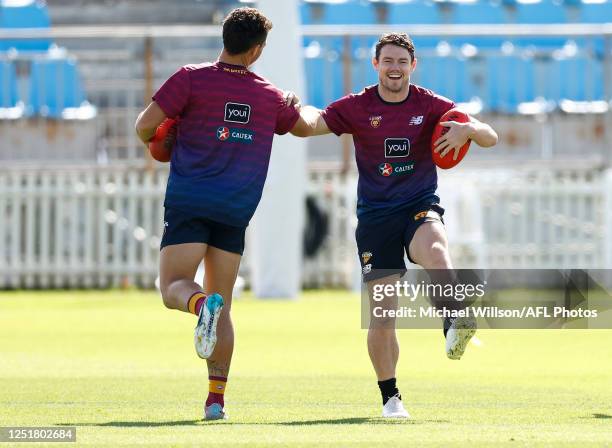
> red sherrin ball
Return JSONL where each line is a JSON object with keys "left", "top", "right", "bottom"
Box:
{"left": 148, "top": 118, "right": 177, "bottom": 162}
{"left": 431, "top": 108, "right": 471, "bottom": 170}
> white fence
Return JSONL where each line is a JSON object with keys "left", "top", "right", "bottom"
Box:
{"left": 0, "top": 166, "right": 167, "bottom": 288}
{"left": 1, "top": 165, "right": 611, "bottom": 289}
{"left": 440, "top": 168, "right": 612, "bottom": 270}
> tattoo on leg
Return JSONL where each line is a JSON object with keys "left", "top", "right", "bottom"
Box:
{"left": 207, "top": 359, "right": 229, "bottom": 377}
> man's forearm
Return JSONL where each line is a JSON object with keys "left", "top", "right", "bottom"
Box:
{"left": 299, "top": 105, "right": 332, "bottom": 136}
{"left": 135, "top": 111, "right": 157, "bottom": 144}
{"left": 290, "top": 105, "right": 329, "bottom": 137}
{"left": 467, "top": 120, "right": 498, "bottom": 148}
{"left": 299, "top": 105, "right": 323, "bottom": 129}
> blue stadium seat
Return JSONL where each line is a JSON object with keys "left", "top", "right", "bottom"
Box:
{"left": 485, "top": 54, "right": 536, "bottom": 112}
{"left": 580, "top": 0, "right": 612, "bottom": 23}
{"left": 453, "top": 1, "right": 506, "bottom": 24}
{"left": 0, "top": 59, "right": 23, "bottom": 118}
{"left": 412, "top": 55, "right": 475, "bottom": 104}
{"left": 350, "top": 35, "right": 377, "bottom": 89}
{"left": 450, "top": 1, "right": 507, "bottom": 48}
{"left": 387, "top": 1, "right": 441, "bottom": 24}
{"left": 0, "top": 59, "right": 18, "bottom": 107}
{"left": 385, "top": 2, "right": 441, "bottom": 48}
{"left": 544, "top": 55, "right": 604, "bottom": 101}
{"left": 300, "top": 1, "right": 315, "bottom": 24}
{"left": 504, "top": 0, "right": 568, "bottom": 48}
{"left": 303, "top": 37, "right": 345, "bottom": 107}
{"left": 302, "top": 0, "right": 377, "bottom": 24}
{"left": 300, "top": 0, "right": 608, "bottom": 114}
{"left": 351, "top": 60, "right": 379, "bottom": 91}
{"left": 514, "top": 0, "right": 566, "bottom": 23}
{"left": 580, "top": 2, "right": 612, "bottom": 58}
{"left": 562, "top": 0, "right": 582, "bottom": 22}
{"left": 0, "top": 0, "right": 52, "bottom": 52}
{"left": 28, "top": 57, "right": 87, "bottom": 118}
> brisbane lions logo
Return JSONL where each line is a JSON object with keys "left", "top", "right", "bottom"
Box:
{"left": 378, "top": 163, "right": 393, "bottom": 177}
{"left": 369, "top": 115, "right": 382, "bottom": 128}
{"left": 217, "top": 127, "right": 230, "bottom": 141}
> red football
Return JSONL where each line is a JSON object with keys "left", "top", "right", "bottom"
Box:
{"left": 431, "top": 108, "right": 471, "bottom": 170}
{"left": 148, "top": 118, "right": 177, "bottom": 162}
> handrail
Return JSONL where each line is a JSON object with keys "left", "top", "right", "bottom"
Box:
{"left": 0, "top": 23, "right": 612, "bottom": 39}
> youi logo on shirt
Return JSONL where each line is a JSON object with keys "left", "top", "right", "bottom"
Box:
{"left": 224, "top": 102, "right": 251, "bottom": 124}
{"left": 384, "top": 138, "right": 410, "bottom": 158}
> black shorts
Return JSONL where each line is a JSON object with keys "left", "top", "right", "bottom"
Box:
{"left": 160, "top": 207, "right": 246, "bottom": 255}
{"left": 356, "top": 201, "right": 445, "bottom": 282}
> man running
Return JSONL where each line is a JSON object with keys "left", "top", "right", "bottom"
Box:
{"left": 289, "top": 32, "right": 498, "bottom": 418}
{"left": 135, "top": 7, "right": 311, "bottom": 420}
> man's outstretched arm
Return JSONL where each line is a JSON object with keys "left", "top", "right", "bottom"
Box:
{"left": 289, "top": 106, "right": 333, "bottom": 137}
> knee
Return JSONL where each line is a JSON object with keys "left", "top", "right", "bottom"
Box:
{"left": 219, "top": 302, "right": 233, "bottom": 323}
{"left": 159, "top": 281, "right": 177, "bottom": 309}
{"left": 369, "top": 313, "right": 396, "bottom": 330}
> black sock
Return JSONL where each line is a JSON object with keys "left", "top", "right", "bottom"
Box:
{"left": 377, "top": 377, "right": 400, "bottom": 405}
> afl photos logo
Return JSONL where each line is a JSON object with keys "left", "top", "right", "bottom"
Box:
{"left": 217, "top": 127, "right": 230, "bottom": 141}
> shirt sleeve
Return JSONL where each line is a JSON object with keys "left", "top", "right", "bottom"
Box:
{"left": 152, "top": 66, "right": 191, "bottom": 118}
{"left": 273, "top": 88, "right": 301, "bottom": 135}
{"left": 320, "top": 95, "right": 356, "bottom": 136}
{"left": 430, "top": 93, "right": 456, "bottom": 123}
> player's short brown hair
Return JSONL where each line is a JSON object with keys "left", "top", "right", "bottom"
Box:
{"left": 375, "top": 33, "right": 415, "bottom": 61}
{"left": 222, "top": 7, "right": 273, "bottom": 55}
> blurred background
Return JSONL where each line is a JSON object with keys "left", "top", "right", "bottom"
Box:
{"left": 0, "top": 0, "right": 611, "bottom": 291}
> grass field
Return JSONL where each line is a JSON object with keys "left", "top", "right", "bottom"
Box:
{"left": 0, "top": 290, "right": 611, "bottom": 447}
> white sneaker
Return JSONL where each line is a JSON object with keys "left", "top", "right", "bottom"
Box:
{"left": 194, "top": 293, "right": 224, "bottom": 359}
{"left": 382, "top": 395, "right": 410, "bottom": 418}
{"left": 445, "top": 315, "right": 477, "bottom": 360}
{"left": 204, "top": 403, "right": 227, "bottom": 421}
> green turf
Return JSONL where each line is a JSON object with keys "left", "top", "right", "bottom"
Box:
{"left": 0, "top": 290, "right": 611, "bottom": 447}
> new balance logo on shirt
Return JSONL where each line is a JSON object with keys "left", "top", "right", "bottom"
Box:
{"left": 409, "top": 115, "right": 423, "bottom": 125}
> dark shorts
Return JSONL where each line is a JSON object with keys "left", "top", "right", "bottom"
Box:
{"left": 356, "top": 201, "right": 445, "bottom": 282}
{"left": 160, "top": 207, "right": 246, "bottom": 255}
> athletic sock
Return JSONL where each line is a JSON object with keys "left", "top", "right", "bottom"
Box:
{"left": 443, "top": 316, "right": 453, "bottom": 338}
{"left": 378, "top": 377, "right": 400, "bottom": 405}
{"left": 187, "top": 292, "right": 207, "bottom": 316}
{"left": 206, "top": 376, "right": 227, "bottom": 408}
